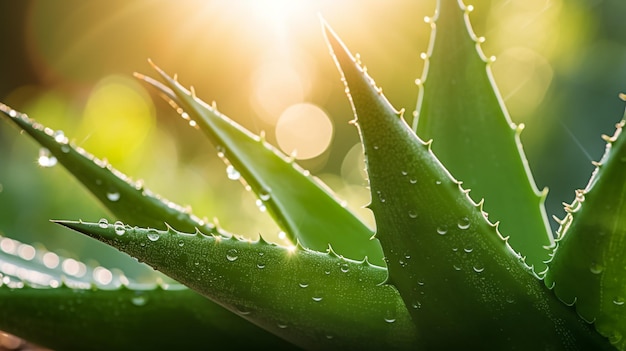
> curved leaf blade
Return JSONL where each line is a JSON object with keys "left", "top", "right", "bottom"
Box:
{"left": 545, "top": 107, "right": 626, "bottom": 349}
{"left": 0, "top": 103, "right": 216, "bottom": 235}
{"left": 413, "top": 0, "right": 553, "bottom": 273}
{"left": 136, "top": 67, "right": 384, "bottom": 266}
{"left": 55, "top": 220, "right": 417, "bottom": 350}
{"left": 324, "top": 19, "right": 611, "bottom": 350}
{"left": 0, "top": 233, "right": 293, "bottom": 351}
{"left": 0, "top": 285, "right": 295, "bottom": 351}
{"left": 0, "top": 103, "right": 288, "bottom": 347}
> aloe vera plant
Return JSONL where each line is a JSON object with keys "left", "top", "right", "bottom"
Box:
{"left": 1, "top": 0, "right": 625, "bottom": 349}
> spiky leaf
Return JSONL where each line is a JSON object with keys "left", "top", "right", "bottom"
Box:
{"left": 546, "top": 109, "right": 626, "bottom": 349}
{"left": 413, "top": 0, "right": 552, "bottom": 273}
{"left": 0, "top": 103, "right": 291, "bottom": 348}
{"left": 0, "top": 103, "right": 215, "bottom": 235}
{"left": 136, "top": 66, "right": 384, "bottom": 266}
{"left": 55, "top": 220, "right": 417, "bottom": 350}
{"left": 324, "top": 19, "right": 611, "bottom": 350}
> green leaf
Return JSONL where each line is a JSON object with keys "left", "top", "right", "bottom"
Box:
{"left": 0, "top": 286, "right": 296, "bottom": 351}
{"left": 545, "top": 108, "right": 626, "bottom": 349}
{"left": 135, "top": 66, "right": 384, "bottom": 266}
{"left": 55, "top": 220, "right": 417, "bottom": 350}
{"left": 0, "top": 103, "right": 216, "bottom": 235}
{"left": 412, "top": 0, "right": 553, "bottom": 273}
{"left": 0, "top": 103, "right": 290, "bottom": 348}
{"left": 0, "top": 234, "right": 294, "bottom": 351}
{"left": 324, "top": 18, "right": 611, "bottom": 350}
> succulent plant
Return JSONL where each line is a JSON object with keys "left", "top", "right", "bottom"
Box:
{"left": 1, "top": 0, "right": 625, "bottom": 350}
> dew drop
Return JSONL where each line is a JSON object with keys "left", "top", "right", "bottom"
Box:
{"left": 435, "top": 180, "right": 442, "bottom": 185}
{"left": 216, "top": 146, "right": 226, "bottom": 158}
{"left": 506, "top": 296, "right": 515, "bottom": 304}
{"left": 384, "top": 310, "right": 396, "bottom": 323}
{"left": 8, "top": 109, "right": 17, "bottom": 117}
{"left": 147, "top": 230, "right": 160, "bottom": 242}
{"left": 457, "top": 217, "right": 470, "bottom": 230}
{"left": 256, "top": 262, "right": 266, "bottom": 269}
{"left": 590, "top": 262, "right": 604, "bottom": 275}
{"left": 178, "top": 240, "right": 184, "bottom": 247}
{"left": 340, "top": 263, "right": 350, "bottom": 273}
{"left": 259, "top": 191, "right": 271, "bottom": 201}
{"left": 256, "top": 199, "right": 267, "bottom": 212}
{"left": 409, "top": 177, "right": 417, "bottom": 184}
{"left": 53, "top": 130, "right": 68, "bottom": 144}
{"left": 312, "top": 296, "right": 323, "bottom": 302}
{"left": 113, "top": 221, "right": 125, "bottom": 236}
{"left": 98, "top": 218, "right": 109, "bottom": 229}
{"left": 412, "top": 301, "right": 422, "bottom": 309}
{"left": 226, "top": 165, "right": 240, "bottom": 180}
{"left": 614, "top": 297, "right": 625, "bottom": 306}
{"left": 464, "top": 247, "right": 473, "bottom": 253}
{"left": 473, "top": 266, "right": 485, "bottom": 273}
{"left": 436, "top": 226, "right": 448, "bottom": 235}
{"left": 37, "top": 148, "right": 57, "bottom": 167}
{"left": 453, "top": 264, "right": 462, "bottom": 271}
{"left": 226, "top": 249, "right": 239, "bottom": 262}
{"left": 106, "top": 191, "right": 121, "bottom": 202}
{"left": 408, "top": 210, "right": 418, "bottom": 219}
{"left": 276, "top": 322, "right": 288, "bottom": 329}
{"left": 131, "top": 295, "right": 148, "bottom": 306}
{"left": 401, "top": 170, "right": 408, "bottom": 176}
{"left": 299, "top": 282, "right": 309, "bottom": 288}
{"left": 61, "top": 145, "right": 71, "bottom": 153}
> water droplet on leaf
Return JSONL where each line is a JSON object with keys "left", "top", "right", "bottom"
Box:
{"left": 37, "top": 148, "right": 57, "bottom": 167}
{"left": 436, "top": 226, "right": 448, "bottom": 235}
{"left": 226, "top": 165, "right": 240, "bottom": 180}
{"left": 255, "top": 198, "right": 267, "bottom": 212}
{"left": 53, "top": 130, "right": 68, "bottom": 144}
{"left": 259, "top": 190, "right": 271, "bottom": 201}
{"left": 113, "top": 221, "right": 125, "bottom": 236}
{"left": 457, "top": 217, "right": 470, "bottom": 230}
{"left": 131, "top": 295, "right": 148, "bottom": 306}
{"left": 98, "top": 218, "right": 109, "bottom": 228}
{"left": 106, "top": 191, "right": 120, "bottom": 202}
{"left": 147, "top": 230, "right": 160, "bottom": 242}
{"left": 590, "top": 262, "right": 604, "bottom": 274}
{"left": 226, "top": 249, "right": 238, "bottom": 262}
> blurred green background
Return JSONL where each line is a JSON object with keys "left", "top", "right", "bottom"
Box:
{"left": 0, "top": 0, "right": 625, "bottom": 277}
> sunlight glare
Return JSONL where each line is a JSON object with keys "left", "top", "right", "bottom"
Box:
{"left": 275, "top": 103, "right": 333, "bottom": 160}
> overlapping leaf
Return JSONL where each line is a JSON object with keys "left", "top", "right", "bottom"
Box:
{"left": 55, "top": 220, "right": 416, "bottom": 350}
{"left": 324, "top": 15, "right": 611, "bottom": 350}
{"left": 545, "top": 105, "right": 626, "bottom": 349}
{"left": 412, "top": 0, "right": 553, "bottom": 273}
{"left": 0, "top": 104, "right": 292, "bottom": 348}
{"left": 0, "top": 234, "right": 293, "bottom": 351}
{"left": 0, "top": 103, "right": 216, "bottom": 235}
{"left": 135, "top": 66, "right": 384, "bottom": 266}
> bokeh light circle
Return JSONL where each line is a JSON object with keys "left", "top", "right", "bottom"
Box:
{"left": 275, "top": 103, "right": 333, "bottom": 160}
